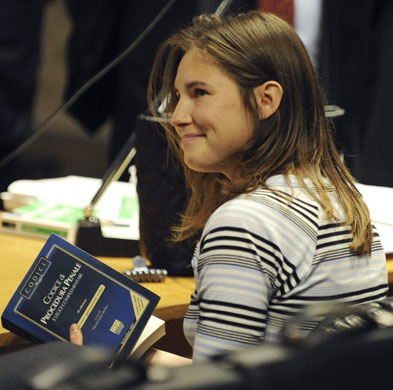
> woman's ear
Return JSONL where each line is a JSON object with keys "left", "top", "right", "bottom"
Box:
{"left": 254, "top": 81, "right": 283, "bottom": 120}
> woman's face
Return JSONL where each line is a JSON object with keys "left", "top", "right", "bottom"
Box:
{"left": 170, "top": 48, "right": 254, "bottom": 176}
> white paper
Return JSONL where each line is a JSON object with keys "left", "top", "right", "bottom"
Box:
{"left": 356, "top": 183, "right": 393, "bottom": 254}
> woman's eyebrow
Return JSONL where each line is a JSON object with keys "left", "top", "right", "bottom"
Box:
{"left": 175, "top": 80, "right": 209, "bottom": 91}
{"left": 185, "top": 80, "right": 208, "bottom": 89}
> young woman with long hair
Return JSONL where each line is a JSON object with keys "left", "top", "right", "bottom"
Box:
{"left": 71, "top": 10, "right": 388, "bottom": 366}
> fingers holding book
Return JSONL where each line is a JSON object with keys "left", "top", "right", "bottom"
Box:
{"left": 69, "top": 323, "right": 83, "bottom": 346}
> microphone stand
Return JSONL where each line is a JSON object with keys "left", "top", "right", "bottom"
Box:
{"left": 75, "top": 132, "right": 139, "bottom": 257}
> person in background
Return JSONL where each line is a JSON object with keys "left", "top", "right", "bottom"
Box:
{"left": 71, "top": 10, "right": 388, "bottom": 366}
{"left": 0, "top": 0, "right": 49, "bottom": 194}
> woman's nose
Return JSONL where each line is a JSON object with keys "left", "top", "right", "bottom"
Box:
{"left": 170, "top": 98, "right": 192, "bottom": 128}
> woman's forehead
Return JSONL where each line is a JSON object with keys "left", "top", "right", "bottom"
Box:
{"left": 174, "top": 49, "right": 232, "bottom": 89}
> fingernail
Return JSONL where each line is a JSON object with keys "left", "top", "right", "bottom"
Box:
{"left": 71, "top": 324, "right": 80, "bottom": 332}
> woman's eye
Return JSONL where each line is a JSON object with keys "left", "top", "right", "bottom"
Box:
{"left": 194, "top": 88, "right": 208, "bottom": 97}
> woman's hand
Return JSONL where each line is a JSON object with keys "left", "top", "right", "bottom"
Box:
{"left": 143, "top": 348, "right": 192, "bottom": 367}
{"left": 69, "top": 325, "right": 191, "bottom": 367}
{"left": 69, "top": 323, "right": 83, "bottom": 345}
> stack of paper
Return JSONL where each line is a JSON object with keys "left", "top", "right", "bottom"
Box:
{"left": 1, "top": 176, "right": 139, "bottom": 243}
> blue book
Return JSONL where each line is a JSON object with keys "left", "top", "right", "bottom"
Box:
{"left": 1, "top": 234, "right": 161, "bottom": 367}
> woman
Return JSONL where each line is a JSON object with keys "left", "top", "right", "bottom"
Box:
{"left": 71, "top": 10, "right": 388, "bottom": 366}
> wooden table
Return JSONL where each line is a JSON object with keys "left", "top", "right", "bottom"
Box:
{"left": 0, "top": 230, "right": 195, "bottom": 354}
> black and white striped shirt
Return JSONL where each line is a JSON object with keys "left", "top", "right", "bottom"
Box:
{"left": 183, "top": 175, "right": 388, "bottom": 362}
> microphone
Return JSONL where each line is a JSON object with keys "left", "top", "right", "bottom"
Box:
{"left": 215, "top": 0, "right": 234, "bottom": 16}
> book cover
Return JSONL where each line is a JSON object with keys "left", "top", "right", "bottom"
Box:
{"left": 1, "top": 234, "right": 161, "bottom": 367}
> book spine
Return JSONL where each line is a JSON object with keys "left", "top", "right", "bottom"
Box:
{"left": 1, "top": 317, "right": 42, "bottom": 345}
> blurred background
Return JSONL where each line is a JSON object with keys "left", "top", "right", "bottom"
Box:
{"left": 0, "top": 0, "right": 110, "bottom": 190}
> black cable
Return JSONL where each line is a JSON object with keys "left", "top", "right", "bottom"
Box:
{"left": 0, "top": 0, "right": 178, "bottom": 169}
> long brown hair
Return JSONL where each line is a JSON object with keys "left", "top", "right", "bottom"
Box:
{"left": 148, "top": 11, "right": 373, "bottom": 254}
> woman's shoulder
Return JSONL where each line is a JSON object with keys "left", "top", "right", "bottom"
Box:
{"left": 219, "top": 175, "right": 320, "bottom": 214}
{"left": 205, "top": 175, "right": 323, "bottom": 236}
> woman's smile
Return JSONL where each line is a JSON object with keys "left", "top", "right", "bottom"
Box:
{"left": 180, "top": 133, "right": 206, "bottom": 145}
